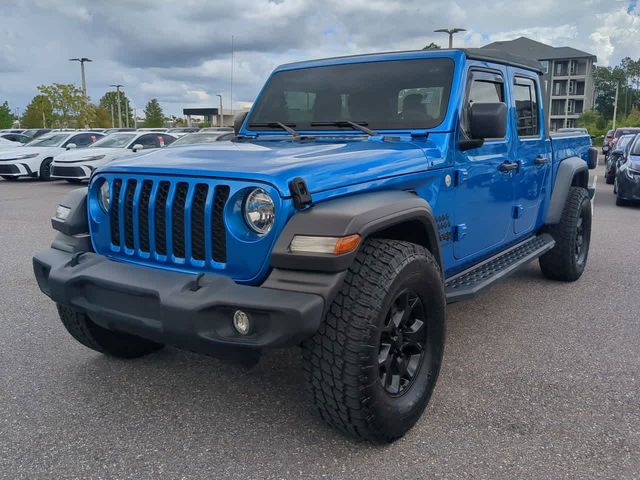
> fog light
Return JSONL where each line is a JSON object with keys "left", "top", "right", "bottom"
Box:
{"left": 233, "top": 310, "right": 251, "bottom": 335}
{"left": 55, "top": 205, "right": 71, "bottom": 221}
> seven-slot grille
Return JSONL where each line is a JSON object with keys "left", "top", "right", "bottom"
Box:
{"left": 108, "top": 177, "right": 230, "bottom": 263}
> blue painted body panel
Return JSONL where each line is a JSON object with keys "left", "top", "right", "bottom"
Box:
{"left": 89, "top": 50, "right": 592, "bottom": 284}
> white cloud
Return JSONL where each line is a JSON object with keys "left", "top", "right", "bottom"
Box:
{"left": 0, "top": 0, "right": 638, "bottom": 116}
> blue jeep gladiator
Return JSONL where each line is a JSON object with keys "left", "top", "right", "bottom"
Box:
{"left": 33, "top": 48, "right": 597, "bottom": 443}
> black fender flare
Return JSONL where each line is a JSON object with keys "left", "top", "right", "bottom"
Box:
{"left": 270, "top": 190, "right": 442, "bottom": 273}
{"left": 545, "top": 156, "right": 588, "bottom": 224}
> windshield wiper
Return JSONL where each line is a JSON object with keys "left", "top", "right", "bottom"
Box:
{"left": 310, "top": 120, "right": 376, "bottom": 136}
{"left": 248, "top": 122, "right": 305, "bottom": 140}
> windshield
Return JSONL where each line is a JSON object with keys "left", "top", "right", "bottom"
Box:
{"left": 615, "top": 128, "right": 640, "bottom": 138}
{"left": 248, "top": 58, "right": 454, "bottom": 132}
{"left": 27, "top": 134, "right": 68, "bottom": 147}
{"left": 91, "top": 133, "right": 137, "bottom": 148}
{"left": 617, "top": 135, "right": 635, "bottom": 149}
{"left": 172, "top": 133, "right": 225, "bottom": 145}
{"left": 630, "top": 136, "right": 640, "bottom": 156}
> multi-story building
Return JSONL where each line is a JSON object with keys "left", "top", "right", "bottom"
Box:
{"left": 481, "top": 37, "right": 597, "bottom": 131}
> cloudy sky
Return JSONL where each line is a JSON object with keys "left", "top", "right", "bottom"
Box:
{"left": 1, "top": 0, "right": 639, "bottom": 118}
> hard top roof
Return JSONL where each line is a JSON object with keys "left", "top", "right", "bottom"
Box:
{"left": 277, "top": 48, "right": 543, "bottom": 74}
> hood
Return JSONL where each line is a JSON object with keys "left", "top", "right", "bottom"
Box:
{"left": 100, "top": 136, "right": 447, "bottom": 196}
{"left": 54, "top": 147, "right": 126, "bottom": 163}
{"left": 0, "top": 146, "right": 57, "bottom": 159}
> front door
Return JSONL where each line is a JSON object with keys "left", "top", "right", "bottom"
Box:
{"left": 511, "top": 75, "right": 550, "bottom": 235}
{"left": 454, "top": 68, "right": 515, "bottom": 260}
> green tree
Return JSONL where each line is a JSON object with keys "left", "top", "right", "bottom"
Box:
{"left": 577, "top": 111, "right": 608, "bottom": 144}
{"left": 423, "top": 42, "right": 441, "bottom": 50}
{"left": 620, "top": 108, "right": 640, "bottom": 127}
{"left": 21, "top": 95, "right": 54, "bottom": 128}
{"left": 143, "top": 98, "right": 164, "bottom": 127}
{"left": 99, "top": 91, "right": 134, "bottom": 127}
{"left": 0, "top": 101, "right": 13, "bottom": 128}
{"left": 92, "top": 106, "right": 113, "bottom": 128}
{"left": 37, "top": 83, "right": 87, "bottom": 127}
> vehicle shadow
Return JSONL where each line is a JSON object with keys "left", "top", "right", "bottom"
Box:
{"left": 66, "top": 343, "right": 367, "bottom": 449}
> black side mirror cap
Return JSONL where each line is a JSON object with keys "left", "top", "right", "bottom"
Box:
{"left": 234, "top": 111, "right": 248, "bottom": 135}
{"left": 469, "top": 102, "right": 507, "bottom": 140}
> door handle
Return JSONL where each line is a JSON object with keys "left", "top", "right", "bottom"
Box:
{"left": 534, "top": 155, "right": 548, "bottom": 166}
{"left": 499, "top": 161, "right": 519, "bottom": 172}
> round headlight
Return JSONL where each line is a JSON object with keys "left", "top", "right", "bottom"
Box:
{"left": 98, "top": 180, "right": 110, "bottom": 212}
{"left": 243, "top": 188, "right": 275, "bottom": 234}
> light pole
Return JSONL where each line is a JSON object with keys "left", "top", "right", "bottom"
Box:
{"left": 69, "top": 58, "right": 92, "bottom": 98}
{"left": 216, "top": 94, "right": 223, "bottom": 127}
{"left": 110, "top": 84, "right": 123, "bottom": 128}
{"left": 434, "top": 28, "right": 466, "bottom": 48}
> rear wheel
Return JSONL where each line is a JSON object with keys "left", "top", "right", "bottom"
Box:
{"left": 39, "top": 158, "right": 53, "bottom": 181}
{"left": 57, "top": 304, "right": 164, "bottom": 358}
{"left": 302, "top": 239, "right": 445, "bottom": 443}
{"left": 539, "top": 187, "right": 591, "bottom": 281}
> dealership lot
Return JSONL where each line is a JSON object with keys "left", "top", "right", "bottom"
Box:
{"left": 0, "top": 166, "right": 638, "bottom": 479}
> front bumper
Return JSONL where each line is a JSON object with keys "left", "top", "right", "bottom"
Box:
{"left": 0, "top": 162, "right": 36, "bottom": 177}
{"left": 33, "top": 248, "right": 326, "bottom": 352}
{"left": 616, "top": 173, "right": 640, "bottom": 201}
{"left": 50, "top": 163, "right": 92, "bottom": 180}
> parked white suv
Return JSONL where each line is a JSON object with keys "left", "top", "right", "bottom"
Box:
{"left": 50, "top": 132, "right": 177, "bottom": 182}
{"left": 0, "top": 131, "right": 103, "bottom": 181}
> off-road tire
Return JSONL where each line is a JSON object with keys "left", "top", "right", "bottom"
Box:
{"left": 302, "top": 239, "right": 446, "bottom": 443}
{"left": 39, "top": 158, "right": 53, "bottom": 181}
{"left": 539, "top": 186, "right": 591, "bottom": 281}
{"left": 1, "top": 175, "right": 18, "bottom": 181}
{"left": 57, "top": 304, "right": 164, "bottom": 358}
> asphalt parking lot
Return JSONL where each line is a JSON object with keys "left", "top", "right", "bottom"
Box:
{"left": 0, "top": 164, "right": 639, "bottom": 480}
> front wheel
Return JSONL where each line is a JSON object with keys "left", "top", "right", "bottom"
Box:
{"left": 39, "top": 158, "right": 53, "bottom": 181}
{"left": 539, "top": 187, "right": 591, "bottom": 281}
{"left": 302, "top": 239, "right": 445, "bottom": 443}
{"left": 57, "top": 304, "right": 164, "bottom": 358}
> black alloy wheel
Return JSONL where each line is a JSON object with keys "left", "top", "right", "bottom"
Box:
{"left": 378, "top": 289, "right": 428, "bottom": 396}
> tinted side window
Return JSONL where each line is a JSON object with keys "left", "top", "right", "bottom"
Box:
{"left": 136, "top": 134, "right": 159, "bottom": 149}
{"left": 156, "top": 135, "right": 175, "bottom": 147}
{"left": 514, "top": 78, "right": 540, "bottom": 137}
{"left": 463, "top": 71, "right": 505, "bottom": 137}
{"left": 68, "top": 134, "right": 96, "bottom": 147}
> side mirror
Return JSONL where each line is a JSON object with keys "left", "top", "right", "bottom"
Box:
{"left": 470, "top": 102, "right": 507, "bottom": 139}
{"left": 66, "top": 143, "right": 77, "bottom": 150}
{"left": 234, "top": 111, "right": 248, "bottom": 135}
{"left": 460, "top": 102, "right": 507, "bottom": 151}
{"left": 132, "top": 143, "right": 144, "bottom": 152}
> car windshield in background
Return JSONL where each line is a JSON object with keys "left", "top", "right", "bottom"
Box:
{"left": 27, "top": 134, "right": 68, "bottom": 147}
{"left": 248, "top": 58, "right": 455, "bottom": 131}
{"left": 615, "top": 128, "right": 640, "bottom": 138}
{"left": 91, "top": 134, "right": 137, "bottom": 148}
{"left": 617, "top": 135, "right": 635, "bottom": 149}
{"left": 630, "top": 137, "right": 640, "bottom": 156}
{"left": 172, "top": 133, "right": 226, "bottom": 145}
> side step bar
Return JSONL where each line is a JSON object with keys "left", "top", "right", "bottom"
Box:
{"left": 445, "top": 234, "right": 555, "bottom": 303}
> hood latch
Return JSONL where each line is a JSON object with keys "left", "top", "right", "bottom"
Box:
{"left": 289, "top": 177, "right": 313, "bottom": 210}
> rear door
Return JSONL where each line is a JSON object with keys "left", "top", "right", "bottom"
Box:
{"left": 511, "top": 75, "right": 550, "bottom": 235}
{"left": 454, "top": 67, "right": 515, "bottom": 260}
